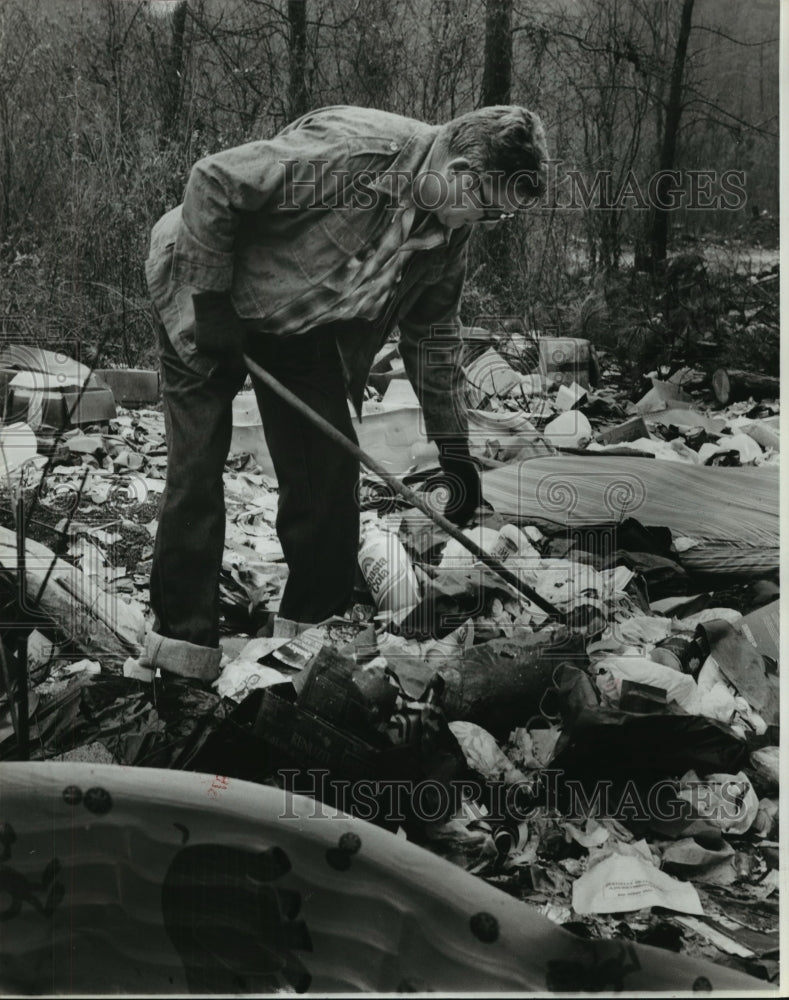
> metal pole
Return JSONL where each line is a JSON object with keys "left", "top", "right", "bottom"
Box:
{"left": 243, "top": 354, "right": 564, "bottom": 622}
{"left": 15, "top": 494, "right": 29, "bottom": 760}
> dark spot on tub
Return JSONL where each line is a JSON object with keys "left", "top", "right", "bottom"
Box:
{"left": 470, "top": 911, "right": 499, "bottom": 943}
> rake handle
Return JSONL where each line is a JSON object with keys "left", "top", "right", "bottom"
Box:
{"left": 243, "top": 354, "right": 564, "bottom": 621}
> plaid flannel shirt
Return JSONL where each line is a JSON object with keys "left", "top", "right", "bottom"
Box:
{"left": 145, "top": 105, "right": 472, "bottom": 438}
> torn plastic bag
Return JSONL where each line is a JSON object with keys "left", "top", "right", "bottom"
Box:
{"left": 438, "top": 526, "right": 504, "bottom": 571}
{"left": 592, "top": 656, "right": 701, "bottom": 714}
{"left": 0, "top": 674, "right": 230, "bottom": 769}
{"left": 749, "top": 746, "right": 779, "bottom": 791}
{"left": 650, "top": 592, "right": 715, "bottom": 620}
{"left": 449, "top": 721, "right": 531, "bottom": 786}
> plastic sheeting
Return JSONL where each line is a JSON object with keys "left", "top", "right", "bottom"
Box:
{"left": 482, "top": 455, "right": 778, "bottom": 547}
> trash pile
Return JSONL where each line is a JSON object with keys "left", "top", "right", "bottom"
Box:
{"left": 0, "top": 332, "right": 780, "bottom": 984}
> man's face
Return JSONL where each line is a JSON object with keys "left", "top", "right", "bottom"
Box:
{"left": 432, "top": 163, "right": 522, "bottom": 229}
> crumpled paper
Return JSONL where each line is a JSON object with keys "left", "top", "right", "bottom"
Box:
{"left": 449, "top": 720, "right": 531, "bottom": 786}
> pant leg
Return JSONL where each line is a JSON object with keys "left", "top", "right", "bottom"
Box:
{"left": 149, "top": 315, "right": 246, "bottom": 672}
{"left": 246, "top": 327, "right": 360, "bottom": 624}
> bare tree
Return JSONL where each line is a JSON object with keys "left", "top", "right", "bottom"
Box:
{"left": 288, "top": 0, "right": 308, "bottom": 119}
{"left": 160, "top": 0, "right": 189, "bottom": 144}
{"left": 647, "top": 0, "right": 694, "bottom": 265}
{"left": 481, "top": 0, "right": 513, "bottom": 106}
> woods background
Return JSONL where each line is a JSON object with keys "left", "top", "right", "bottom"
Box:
{"left": 0, "top": 0, "right": 779, "bottom": 375}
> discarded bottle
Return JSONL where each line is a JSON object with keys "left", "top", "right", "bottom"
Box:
{"left": 490, "top": 524, "right": 540, "bottom": 563}
{"left": 358, "top": 518, "right": 420, "bottom": 625}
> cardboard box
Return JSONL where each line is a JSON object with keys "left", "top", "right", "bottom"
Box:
{"left": 537, "top": 337, "right": 594, "bottom": 388}
{"left": 8, "top": 383, "right": 116, "bottom": 428}
{"left": 95, "top": 368, "right": 160, "bottom": 406}
{"left": 254, "top": 687, "right": 381, "bottom": 782}
{"left": 0, "top": 347, "right": 116, "bottom": 428}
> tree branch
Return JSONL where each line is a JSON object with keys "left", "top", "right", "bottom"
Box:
{"left": 681, "top": 95, "right": 778, "bottom": 137}
{"left": 692, "top": 24, "right": 777, "bottom": 48}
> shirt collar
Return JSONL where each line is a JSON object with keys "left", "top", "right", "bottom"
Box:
{"left": 369, "top": 126, "right": 437, "bottom": 201}
{"left": 369, "top": 127, "right": 466, "bottom": 250}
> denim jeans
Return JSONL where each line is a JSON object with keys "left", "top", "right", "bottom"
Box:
{"left": 148, "top": 318, "right": 360, "bottom": 678}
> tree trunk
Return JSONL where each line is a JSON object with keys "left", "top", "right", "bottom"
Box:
{"left": 647, "top": 0, "right": 695, "bottom": 266}
{"left": 711, "top": 368, "right": 779, "bottom": 407}
{"left": 481, "top": 0, "right": 513, "bottom": 106}
{"left": 161, "top": 0, "right": 188, "bottom": 146}
{"left": 287, "top": 0, "right": 309, "bottom": 120}
{"left": 0, "top": 91, "right": 11, "bottom": 242}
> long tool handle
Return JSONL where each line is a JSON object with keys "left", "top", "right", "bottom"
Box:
{"left": 243, "top": 354, "right": 564, "bottom": 621}
{"left": 15, "top": 494, "right": 29, "bottom": 760}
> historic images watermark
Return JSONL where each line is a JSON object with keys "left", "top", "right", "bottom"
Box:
{"left": 277, "top": 769, "right": 748, "bottom": 826}
{"left": 277, "top": 159, "right": 748, "bottom": 213}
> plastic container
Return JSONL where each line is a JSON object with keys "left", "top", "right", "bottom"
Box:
{"left": 0, "top": 761, "right": 761, "bottom": 994}
{"left": 358, "top": 518, "right": 419, "bottom": 624}
{"left": 543, "top": 410, "right": 593, "bottom": 449}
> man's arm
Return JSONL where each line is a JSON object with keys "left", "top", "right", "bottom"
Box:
{"left": 397, "top": 229, "right": 471, "bottom": 441}
{"left": 169, "top": 134, "right": 328, "bottom": 355}
{"left": 173, "top": 137, "right": 309, "bottom": 290}
{"left": 398, "top": 230, "right": 483, "bottom": 524}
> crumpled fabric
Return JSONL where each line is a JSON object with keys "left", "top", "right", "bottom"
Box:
{"left": 610, "top": 614, "right": 673, "bottom": 646}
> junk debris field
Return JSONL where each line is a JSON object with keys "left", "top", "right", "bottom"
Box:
{"left": 0, "top": 325, "right": 779, "bottom": 986}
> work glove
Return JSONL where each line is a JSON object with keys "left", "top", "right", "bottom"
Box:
{"left": 427, "top": 436, "right": 486, "bottom": 527}
{"left": 192, "top": 290, "right": 245, "bottom": 360}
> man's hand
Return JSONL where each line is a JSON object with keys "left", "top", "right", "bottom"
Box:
{"left": 428, "top": 437, "right": 486, "bottom": 527}
{"left": 192, "top": 290, "right": 245, "bottom": 359}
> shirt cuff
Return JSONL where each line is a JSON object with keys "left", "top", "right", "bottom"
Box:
{"left": 171, "top": 222, "right": 234, "bottom": 292}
